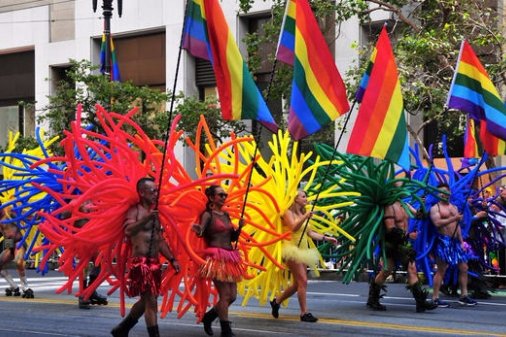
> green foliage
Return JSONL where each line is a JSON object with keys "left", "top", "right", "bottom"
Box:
{"left": 175, "top": 94, "right": 248, "bottom": 145}
{"left": 37, "top": 59, "right": 170, "bottom": 144}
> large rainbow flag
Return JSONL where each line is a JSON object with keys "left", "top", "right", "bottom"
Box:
{"left": 447, "top": 40, "right": 506, "bottom": 141}
{"left": 100, "top": 33, "right": 121, "bottom": 82}
{"left": 182, "top": 0, "right": 278, "bottom": 132}
{"left": 276, "top": 0, "right": 349, "bottom": 140}
{"left": 346, "top": 26, "right": 410, "bottom": 171}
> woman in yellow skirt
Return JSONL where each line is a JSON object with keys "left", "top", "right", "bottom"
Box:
{"left": 270, "top": 190, "right": 337, "bottom": 322}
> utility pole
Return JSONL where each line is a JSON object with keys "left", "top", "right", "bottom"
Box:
{"left": 92, "top": 0, "right": 123, "bottom": 80}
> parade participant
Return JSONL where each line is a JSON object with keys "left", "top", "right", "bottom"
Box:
{"left": 73, "top": 200, "right": 108, "bottom": 309}
{"left": 367, "top": 199, "right": 437, "bottom": 312}
{"left": 193, "top": 185, "right": 244, "bottom": 337}
{"left": 111, "top": 177, "right": 180, "bottom": 337}
{"left": 430, "top": 183, "right": 477, "bottom": 307}
{"left": 269, "top": 190, "right": 338, "bottom": 323}
{"left": 0, "top": 209, "right": 34, "bottom": 298}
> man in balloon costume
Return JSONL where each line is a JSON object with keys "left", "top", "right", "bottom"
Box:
{"left": 112, "top": 177, "right": 180, "bottom": 337}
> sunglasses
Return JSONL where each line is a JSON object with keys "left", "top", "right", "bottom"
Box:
{"left": 216, "top": 193, "right": 228, "bottom": 198}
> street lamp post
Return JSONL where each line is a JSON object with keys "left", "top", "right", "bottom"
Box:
{"left": 92, "top": 0, "right": 123, "bottom": 79}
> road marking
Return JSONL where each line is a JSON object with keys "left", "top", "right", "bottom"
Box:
{"left": 0, "top": 296, "right": 504, "bottom": 337}
{"left": 234, "top": 311, "right": 506, "bottom": 337}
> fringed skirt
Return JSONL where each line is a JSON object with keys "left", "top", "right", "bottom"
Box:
{"left": 435, "top": 234, "right": 468, "bottom": 265}
{"left": 282, "top": 241, "right": 320, "bottom": 267}
{"left": 199, "top": 247, "right": 244, "bottom": 283}
{"left": 126, "top": 257, "right": 161, "bottom": 297}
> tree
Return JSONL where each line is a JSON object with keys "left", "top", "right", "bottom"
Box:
{"left": 36, "top": 59, "right": 170, "bottom": 148}
{"left": 175, "top": 94, "right": 248, "bottom": 145}
{"left": 240, "top": 0, "right": 506, "bottom": 160}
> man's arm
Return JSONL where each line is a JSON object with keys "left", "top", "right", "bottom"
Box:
{"left": 124, "top": 207, "right": 156, "bottom": 237}
{"left": 429, "top": 205, "right": 461, "bottom": 228}
{"left": 159, "top": 240, "right": 180, "bottom": 273}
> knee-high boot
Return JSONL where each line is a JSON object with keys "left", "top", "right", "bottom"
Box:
{"left": 110, "top": 315, "right": 138, "bottom": 337}
{"left": 220, "top": 320, "right": 235, "bottom": 337}
{"left": 202, "top": 307, "right": 218, "bottom": 336}
{"left": 147, "top": 325, "right": 160, "bottom": 337}
{"left": 367, "top": 282, "right": 386, "bottom": 311}
{"left": 408, "top": 282, "right": 438, "bottom": 313}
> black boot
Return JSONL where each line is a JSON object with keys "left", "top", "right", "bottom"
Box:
{"left": 219, "top": 320, "right": 235, "bottom": 337}
{"left": 147, "top": 325, "right": 160, "bottom": 337}
{"left": 367, "top": 282, "right": 386, "bottom": 311}
{"left": 89, "top": 273, "right": 108, "bottom": 305}
{"left": 409, "top": 283, "right": 438, "bottom": 313}
{"left": 202, "top": 307, "right": 218, "bottom": 336}
{"left": 79, "top": 278, "right": 90, "bottom": 309}
{"left": 111, "top": 315, "right": 138, "bottom": 337}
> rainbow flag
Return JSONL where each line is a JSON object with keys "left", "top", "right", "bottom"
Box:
{"left": 276, "top": 0, "right": 349, "bottom": 140}
{"left": 100, "top": 33, "right": 121, "bottom": 82}
{"left": 463, "top": 117, "right": 479, "bottom": 158}
{"left": 355, "top": 48, "right": 377, "bottom": 102}
{"left": 479, "top": 119, "right": 506, "bottom": 156}
{"left": 447, "top": 40, "right": 506, "bottom": 141}
{"left": 182, "top": 0, "right": 278, "bottom": 132}
{"left": 346, "top": 26, "right": 410, "bottom": 171}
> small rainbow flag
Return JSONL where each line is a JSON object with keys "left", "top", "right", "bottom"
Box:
{"left": 447, "top": 40, "right": 506, "bottom": 141}
{"left": 346, "top": 26, "right": 410, "bottom": 171}
{"left": 276, "top": 0, "right": 349, "bottom": 140}
{"left": 100, "top": 33, "right": 121, "bottom": 82}
{"left": 463, "top": 117, "right": 479, "bottom": 158}
{"left": 479, "top": 119, "right": 506, "bottom": 156}
{"left": 182, "top": 0, "right": 278, "bottom": 132}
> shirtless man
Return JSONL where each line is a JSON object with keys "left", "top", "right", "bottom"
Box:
{"left": 367, "top": 200, "right": 437, "bottom": 312}
{"left": 430, "top": 183, "right": 476, "bottom": 307}
{"left": 111, "top": 177, "right": 180, "bottom": 337}
{"left": 0, "top": 209, "right": 34, "bottom": 298}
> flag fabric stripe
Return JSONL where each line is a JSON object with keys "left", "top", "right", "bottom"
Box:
{"left": 355, "top": 48, "right": 377, "bottom": 102}
{"left": 279, "top": 0, "right": 349, "bottom": 140}
{"left": 276, "top": 2, "right": 296, "bottom": 65}
{"left": 182, "top": 0, "right": 278, "bottom": 130}
{"left": 182, "top": 0, "right": 210, "bottom": 60}
{"left": 447, "top": 40, "right": 506, "bottom": 141}
{"left": 463, "top": 117, "right": 478, "bottom": 158}
{"left": 100, "top": 33, "right": 121, "bottom": 81}
{"left": 346, "top": 26, "right": 410, "bottom": 171}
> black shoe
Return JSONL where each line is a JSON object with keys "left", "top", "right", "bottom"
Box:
{"left": 22, "top": 288, "right": 34, "bottom": 298}
{"left": 79, "top": 297, "right": 91, "bottom": 309}
{"left": 270, "top": 299, "right": 280, "bottom": 318}
{"left": 300, "top": 312, "right": 318, "bottom": 323}
{"left": 202, "top": 307, "right": 218, "bottom": 336}
{"left": 90, "top": 291, "right": 108, "bottom": 305}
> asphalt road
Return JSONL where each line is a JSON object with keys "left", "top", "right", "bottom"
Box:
{"left": 0, "top": 269, "right": 505, "bottom": 337}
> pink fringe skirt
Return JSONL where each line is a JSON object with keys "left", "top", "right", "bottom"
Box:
{"left": 199, "top": 247, "right": 244, "bottom": 283}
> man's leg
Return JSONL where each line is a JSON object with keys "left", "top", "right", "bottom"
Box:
{"left": 457, "top": 262, "right": 477, "bottom": 306}
{"left": 14, "top": 247, "right": 33, "bottom": 298}
{"left": 111, "top": 299, "right": 144, "bottom": 337}
{"left": 406, "top": 261, "right": 437, "bottom": 312}
{"left": 143, "top": 294, "right": 159, "bottom": 337}
{"left": 0, "top": 249, "right": 20, "bottom": 296}
{"left": 367, "top": 258, "right": 392, "bottom": 311}
{"left": 432, "top": 260, "right": 449, "bottom": 307}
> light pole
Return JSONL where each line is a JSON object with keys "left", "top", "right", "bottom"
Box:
{"left": 92, "top": 0, "right": 123, "bottom": 79}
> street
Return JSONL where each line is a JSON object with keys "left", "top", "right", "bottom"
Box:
{"left": 0, "top": 269, "right": 505, "bottom": 337}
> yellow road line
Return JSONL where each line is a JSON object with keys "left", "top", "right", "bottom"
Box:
{"left": 2, "top": 297, "right": 504, "bottom": 337}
